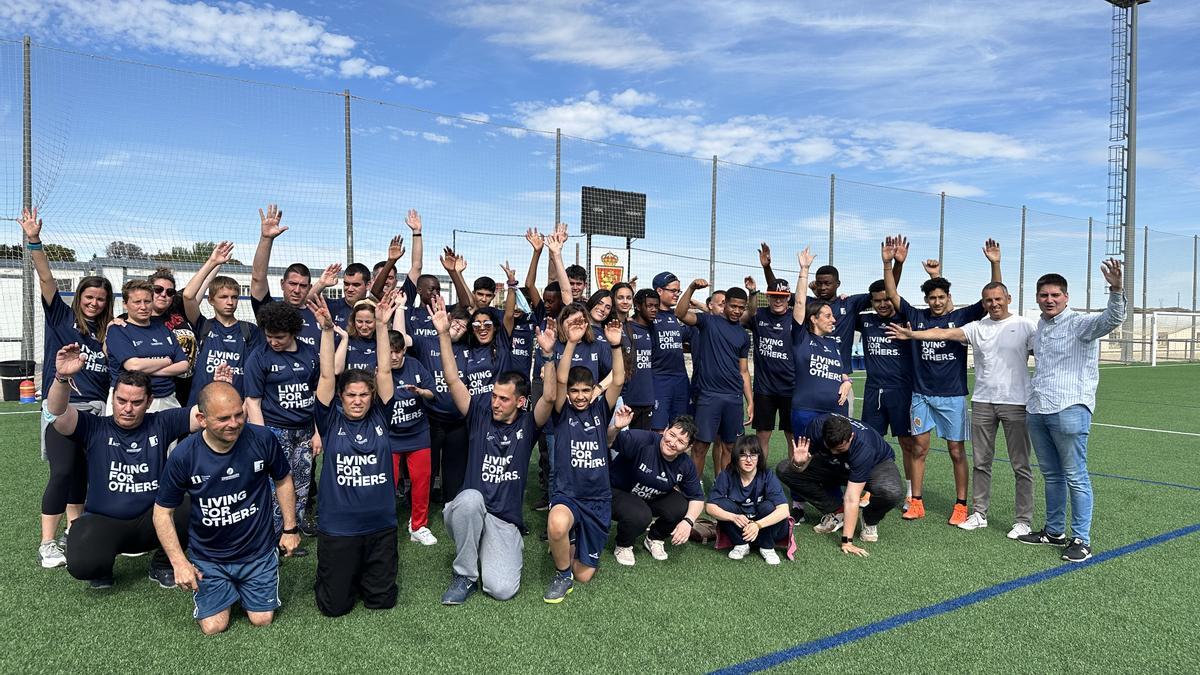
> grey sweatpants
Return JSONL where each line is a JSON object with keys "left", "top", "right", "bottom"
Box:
{"left": 443, "top": 489, "right": 524, "bottom": 600}
{"left": 970, "top": 402, "right": 1034, "bottom": 525}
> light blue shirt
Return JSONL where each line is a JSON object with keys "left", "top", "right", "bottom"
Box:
{"left": 1028, "top": 291, "right": 1126, "bottom": 415}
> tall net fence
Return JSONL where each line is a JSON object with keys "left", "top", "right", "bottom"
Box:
{"left": 3, "top": 39, "right": 1199, "bottom": 384}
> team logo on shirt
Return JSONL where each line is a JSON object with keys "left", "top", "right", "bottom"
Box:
{"left": 220, "top": 466, "right": 241, "bottom": 481}
{"left": 253, "top": 460, "right": 265, "bottom": 472}
{"left": 354, "top": 433, "right": 367, "bottom": 444}
{"left": 271, "top": 364, "right": 285, "bottom": 373}
{"left": 132, "top": 340, "right": 143, "bottom": 347}
{"left": 190, "top": 474, "right": 210, "bottom": 485}
{"left": 292, "top": 362, "right": 305, "bottom": 371}
{"left": 151, "top": 338, "right": 164, "bottom": 346}
{"left": 149, "top": 435, "right": 159, "bottom": 447}
{"left": 223, "top": 334, "right": 237, "bottom": 343}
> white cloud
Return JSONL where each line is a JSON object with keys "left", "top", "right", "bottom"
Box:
{"left": 449, "top": 1, "right": 677, "bottom": 71}
{"left": 610, "top": 89, "right": 658, "bottom": 109}
{"left": 340, "top": 58, "right": 390, "bottom": 79}
{"left": 394, "top": 74, "right": 436, "bottom": 89}
{"left": 421, "top": 132, "right": 451, "bottom": 144}
{"left": 1029, "top": 191, "right": 1100, "bottom": 208}
{"left": 930, "top": 182, "right": 986, "bottom": 198}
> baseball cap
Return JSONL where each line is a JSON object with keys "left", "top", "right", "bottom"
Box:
{"left": 652, "top": 272, "right": 678, "bottom": 290}
{"left": 766, "top": 279, "right": 792, "bottom": 296}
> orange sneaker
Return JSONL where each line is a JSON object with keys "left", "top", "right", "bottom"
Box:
{"left": 948, "top": 503, "right": 969, "bottom": 526}
{"left": 901, "top": 498, "right": 925, "bottom": 520}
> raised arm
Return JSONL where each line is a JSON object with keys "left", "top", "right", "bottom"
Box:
{"left": 440, "top": 247, "right": 474, "bottom": 309}
{"left": 602, "top": 320, "right": 626, "bottom": 409}
{"left": 251, "top": 204, "right": 285, "bottom": 301}
{"left": 406, "top": 209, "right": 423, "bottom": 284}
{"left": 555, "top": 318, "right": 583, "bottom": 413}
{"left": 332, "top": 324, "right": 349, "bottom": 376}
{"left": 501, "top": 261, "right": 518, "bottom": 337}
{"left": 1078, "top": 258, "right": 1127, "bottom": 340}
{"left": 793, "top": 247, "right": 814, "bottom": 324}
{"left": 182, "top": 241, "right": 233, "bottom": 325}
{"left": 534, "top": 321, "right": 558, "bottom": 426}
{"left": 46, "top": 344, "right": 86, "bottom": 436}
{"left": 983, "top": 238, "right": 1003, "bottom": 283}
{"left": 309, "top": 296, "right": 336, "bottom": 406}
{"left": 676, "top": 279, "right": 707, "bottom": 326}
{"left": 375, "top": 291, "right": 397, "bottom": 404}
{"left": 881, "top": 238, "right": 902, "bottom": 313}
{"left": 431, "top": 295, "right": 470, "bottom": 416}
{"left": 758, "top": 242, "right": 778, "bottom": 287}
{"left": 307, "top": 263, "right": 341, "bottom": 302}
{"left": 18, "top": 208, "right": 57, "bottom": 303}
{"left": 741, "top": 275, "right": 757, "bottom": 327}
{"left": 523, "top": 228, "right": 544, "bottom": 308}
{"left": 369, "top": 234, "right": 405, "bottom": 300}
{"left": 546, "top": 227, "right": 573, "bottom": 305}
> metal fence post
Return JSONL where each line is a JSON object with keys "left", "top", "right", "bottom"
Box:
{"left": 1192, "top": 234, "right": 1197, "bottom": 360}
{"left": 343, "top": 89, "right": 354, "bottom": 264}
{"left": 1141, "top": 225, "right": 1148, "bottom": 361}
{"left": 938, "top": 192, "right": 946, "bottom": 267}
{"left": 555, "top": 128, "right": 561, "bottom": 227}
{"left": 1086, "top": 217, "right": 1094, "bottom": 312}
{"left": 21, "top": 36, "right": 34, "bottom": 364}
{"left": 710, "top": 156, "right": 718, "bottom": 288}
{"left": 828, "top": 174, "right": 836, "bottom": 264}
{"left": 1018, "top": 207, "right": 1027, "bottom": 315}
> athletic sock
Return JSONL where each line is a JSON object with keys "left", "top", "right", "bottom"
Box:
{"left": 911, "top": 495, "right": 922, "bottom": 501}
{"left": 556, "top": 567, "right": 572, "bottom": 579}
{"left": 905, "top": 480, "right": 912, "bottom": 498}
{"left": 955, "top": 498, "right": 967, "bottom": 506}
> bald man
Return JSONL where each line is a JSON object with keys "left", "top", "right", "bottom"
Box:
{"left": 154, "top": 382, "right": 299, "bottom": 635}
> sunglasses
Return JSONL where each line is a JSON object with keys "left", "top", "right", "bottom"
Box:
{"left": 472, "top": 320, "right": 494, "bottom": 328}
{"left": 153, "top": 285, "right": 177, "bottom": 297}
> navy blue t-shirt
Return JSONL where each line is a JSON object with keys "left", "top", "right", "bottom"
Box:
{"left": 609, "top": 429, "right": 704, "bottom": 501}
{"left": 502, "top": 313, "right": 537, "bottom": 378}
{"left": 70, "top": 408, "right": 191, "bottom": 519}
{"left": 411, "top": 333, "right": 466, "bottom": 420}
{"left": 553, "top": 339, "right": 613, "bottom": 384}
{"left": 387, "top": 357, "right": 434, "bottom": 452}
{"left": 344, "top": 335, "right": 378, "bottom": 373}
{"left": 464, "top": 342, "right": 509, "bottom": 397}
{"left": 901, "top": 300, "right": 985, "bottom": 397}
{"left": 243, "top": 343, "right": 319, "bottom": 429}
{"left": 314, "top": 400, "right": 396, "bottom": 536}
{"left": 690, "top": 312, "right": 750, "bottom": 403}
{"left": 810, "top": 294, "right": 872, "bottom": 368}
{"left": 399, "top": 279, "right": 439, "bottom": 343}
{"left": 189, "top": 316, "right": 264, "bottom": 402}
{"left": 708, "top": 469, "right": 788, "bottom": 516}
{"left": 651, "top": 311, "right": 693, "bottom": 378}
{"left": 156, "top": 424, "right": 291, "bottom": 563}
{"left": 791, "top": 322, "right": 849, "bottom": 412}
{"left": 462, "top": 394, "right": 540, "bottom": 529}
{"left": 855, "top": 307, "right": 914, "bottom": 390}
{"left": 326, "top": 297, "right": 354, "bottom": 335}
{"left": 105, "top": 320, "right": 188, "bottom": 398}
{"left": 750, "top": 307, "right": 794, "bottom": 396}
{"left": 621, "top": 322, "right": 655, "bottom": 406}
{"left": 251, "top": 293, "right": 320, "bottom": 348}
{"left": 42, "top": 291, "right": 108, "bottom": 403}
{"left": 804, "top": 414, "right": 895, "bottom": 483}
{"left": 551, "top": 399, "right": 612, "bottom": 502}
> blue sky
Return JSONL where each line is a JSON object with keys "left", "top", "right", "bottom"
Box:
{"left": 2, "top": 1, "right": 1199, "bottom": 309}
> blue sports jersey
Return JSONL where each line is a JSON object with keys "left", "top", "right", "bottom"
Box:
{"left": 387, "top": 357, "right": 434, "bottom": 451}
{"left": 621, "top": 322, "right": 655, "bottom": 406}
{"left": 325, "top": 297, "right": 353, "bottom": 334}
{"left": 464, "top": 343, "right": 508, "bottom": 397}
{"left": 651, "top": 311, "right": 692, "bottom": 377}
{"left": 708, "top": 469, "right": 788, "bottom": 516}
{"left": 71, "top": 408, "right": 191, "bottom": 519}
{"left": 462, "top": 394, "right": 540, "bottom": 529}
{"left": 243, "top": 343, "right": 319, "bottom": 429}
{"left": 42, "top": 291, "right": 108, "bottom": 403}
{"left": 551, "top": 399, "right": 612, "bottom": 502}
{"left": 750, "top": 307, "right": 794, "bottom": 396}
{"left": 314, "top": 401, "right": 396, "bottom": 536}
{"left": 344, "top": 335, "right": 378, "bottom": 373}
{"left": 156, "top": 424, "right": 291, "bottom": 563}
{"left": 901, "top": 301, "right": 985, "bottom": 397}
{"left": 609, "top": 429, "right": 704, "bottom": 501}
{"left": 398, "top": 279, "right": 439, "bottom": 342}
{"left": 105, "top": 320, "right": 188, "bottom": 398}
{"left": 809, "top": 294, "right": 872, "bottom": 368}
{"left": 804, "top": 414, "right": 895, "bottom": 483}
{"left": 251, "top": 293, "right": 320, "bottom": 348}
{"left": 553, "top": 339, "right": 613, "bottom": 383}
{"left": 855, "top": 307, "right": 914, "bottom": 390}
{"left": 502, "top": 312, "right": 537, "bottom": 378}
{"left": 411, "top": 333, "right": 466, "bottom": 420}
{"left": 189, "top": 316, "right": 264, "bottom": 401}
{"left": 791, "top": 322, "right": 849, "bottom": 412}
{"left": 690, "top": 312, "right": 750, "bottom": 403}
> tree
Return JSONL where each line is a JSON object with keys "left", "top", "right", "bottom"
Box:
{"left": 0, "top": 243, "right": 77, "bottom": 262}
{"left": 152, "top": 241, "right": 242, "bottom": 266}
{"left": 106, "top": 241, "right": 150, "bottom": 260}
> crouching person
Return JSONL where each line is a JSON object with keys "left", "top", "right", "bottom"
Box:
{"left": 706, "top": 436, "right": 791, "bottom": 565}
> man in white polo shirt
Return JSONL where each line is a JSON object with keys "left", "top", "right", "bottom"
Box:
{"left": 888, "top": 281, "right": 1035, "bottom": 538}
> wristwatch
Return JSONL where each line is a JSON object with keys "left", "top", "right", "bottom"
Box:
{"left": 682, "top": 517, "right": 695, "bottom": 527}
{"left": 840, "top": 536, "right": 851, "bottom": 544}
{"left": 282, "top": 526, "right": 300, "bottom": 535}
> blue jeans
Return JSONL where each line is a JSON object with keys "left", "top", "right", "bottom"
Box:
{"left": 1027, "top": 405, "right": 1093, "bottom": 544}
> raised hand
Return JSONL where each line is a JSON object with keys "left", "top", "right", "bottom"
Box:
{"left": 259, "top": 204, "right": 286, "bottom": 239}
{"left": 797, "top": 246, "right": 815, "bottom": 269}
{"left": 19, "top": 207, "right": 42, "bottom": 241}
{"left": 922, "top": 259, "right": 941, "bottom": 277}
{"left": 213, "top": 362, "right": 234, "bottom": 385}
{"left": 388, "top": 234, "right": 405, "bottom": 262}
{"left": 1101, "top": 258, "right": 1123, "bottom": 291}
{"left": 376, "top": 289, "right": 399, "bottom": 324}
{"left": 603, "top": 318, "right": 623, "bottom": 345}
{"left": 439, "top": 247, "right": 457, "bottom": 273}
{"left": 306, "top": 296, "right": 333, "bottom": 329}
{"left": 54, "top": 343, "right": 86, "bottom": 379}
{"left": 565, "top": 314, "right": 587, "bottom": 344}
{"left": 982, "top": 238, "right": 1001, "bottom": 263}
{"left": 318, "top": 263, "right": 342, "bottom": 288}
{"left": 881, "top": 236, "right": 896, "bottom": 264}
{"left": 536, "top": 318, "right": 557, "bottom": 354}
{"left": 395, "top": 289, "right": 408, "bottom": 309}
{"left": 611, "top": 404, "right": 634, "bottom": 429}
{"left": 525, "top": 228, "right": 544, "bottom": 252}
{"left": 628, "top": 275, "right": 638, "bottom": 290}
{"left": 894, "top": 235, "right": 910, "bottom": 263}
{"left": 744, "top": 276, "right": 757, "bottom": 293}
{"left": 790, "top": 435, "right": 811, "bottom": 466}
{"left": 690, "top": 278, "right": 709, "bottom": 290}
{"left": 500, "top": 260, "right": 517, "bottom": 282}
{"left": 758, "top": 242, "right": 772, "bottom": 267}
{"left": 545, "top": 230, "right": 564, "bottom": 255}
{"left": 209, "top": 241, "right": 234, "bottom": 266}
{"left": 429, "top": 294, "right": 450, "bottom": 333}
{"left": 405, "top": 209, "right": 422, "bottom": 234}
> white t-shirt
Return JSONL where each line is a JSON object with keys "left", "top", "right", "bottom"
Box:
{"left": 961, "top": 315, "right": 1036, "bottom": 405}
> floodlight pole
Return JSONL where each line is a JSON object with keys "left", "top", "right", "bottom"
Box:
{"left": 21, "top": 36, "right": 34, "bottom": 363}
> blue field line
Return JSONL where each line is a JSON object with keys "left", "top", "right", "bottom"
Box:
{"left": 711, "top": 522, "right": 1200, "bottom": 675}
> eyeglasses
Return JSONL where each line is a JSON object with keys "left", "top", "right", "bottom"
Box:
{"left": 472, "top": 320, "right": 494, "bottom": 328}
{"left": 737, "top": 453, "right": 760, "bottom": 461}
{"left": 153, "top": 285, "right": 176, "bottom": 297}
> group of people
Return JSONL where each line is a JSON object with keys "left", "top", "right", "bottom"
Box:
{"left": 23, "top": 199, "right": 1126, "bottom": 630}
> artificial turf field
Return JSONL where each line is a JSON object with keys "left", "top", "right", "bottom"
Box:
{"left": 2, "top": 363, "right": 1198, "bottom": 673}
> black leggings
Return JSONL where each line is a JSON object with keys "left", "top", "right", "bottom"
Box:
{"left": 314, "top": 527, "right": 398, "bottom": 617}
{"left": 66, "top": 498, "right": 190, "bottom": 581}
{"left": 611, "top": 489, "right": 688, "bottom": 547}
{"left": 42, "top": 423, "right": 88, "bottom": 516}
{"left": 430, "top": 415, "right": 469, "bottom": 501}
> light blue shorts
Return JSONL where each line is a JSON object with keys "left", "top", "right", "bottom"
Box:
{"left": 910, "top": 394, "right": 969, "bottom": 442}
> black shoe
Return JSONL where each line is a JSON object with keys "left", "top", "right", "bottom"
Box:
{"left": 1016, "top": 529, "right": 1067, "bottom": 546}
{"left": 88, "top": 577, "right": 114, "bottom": 589}
{"left": 533, "top": 495, "right": 550, "bottom": 512}
{"left": 1061, "top": 538, "right": 1092, "bottom": 563}
{"left": 149, "top": 566, "right": 176, "bottom": 589}
{"left": 299, "top": 519, "right": 318, "bottom": 538}
{"left": 790, "top": 504, "right": 806, "bottom": 524}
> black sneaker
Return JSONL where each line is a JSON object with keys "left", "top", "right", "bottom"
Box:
{"left": 533, "top": 495, "right": 550, "bottom": 512}
{"left": 1016, "top": 529, "right": 1067, "bottom": 546}
{"left": 299, "top": 519, "right": 318, "bottom": 538}
{"left": 1061, "top": 538, "right": 1092, "bottom": 563}
{"left": 790, "top": 504, "right": 806, "bottom": 524}
{"left": 149, "top": 566, "right": 176, "bottom": 589}
{"left": 88, "top": 577, "right": 114, "bottom": 589}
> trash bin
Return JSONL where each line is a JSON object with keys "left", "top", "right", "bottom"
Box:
{"left": 0, "top": 359, "right": 35, "bottom": 402}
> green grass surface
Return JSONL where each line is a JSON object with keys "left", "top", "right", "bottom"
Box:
{"left": 2, "top": 363, "right": 1198, "bottom": 673}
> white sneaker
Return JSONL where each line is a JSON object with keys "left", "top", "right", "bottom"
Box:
{"left": 1007, "top": 522, "right": 1032, "bottom": 540}
{"left": 813, "top": 512, "right": 844, "bottom": 534}
{"left": 860, "top": 524, "right": 879, "bottom": 542}
{"left": 728, "top": 544, "right": 750, "bottom": 560}
{"left": 759, "top": 548, "right": 781, "bottom": 565}
{"left": 643, "top": 537, "right": 668, "bottom": 561}
{"left": 39, "top": 540, "right": 66, "bottom": 568}
{"left": 409, "top": 526, "right": 438, "bottom": 546}
{"left": 957, "top": 512, "right": 988, "bottom": 531}
{"left": 614, "top": 546, "right": 636, "bottom": 566}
